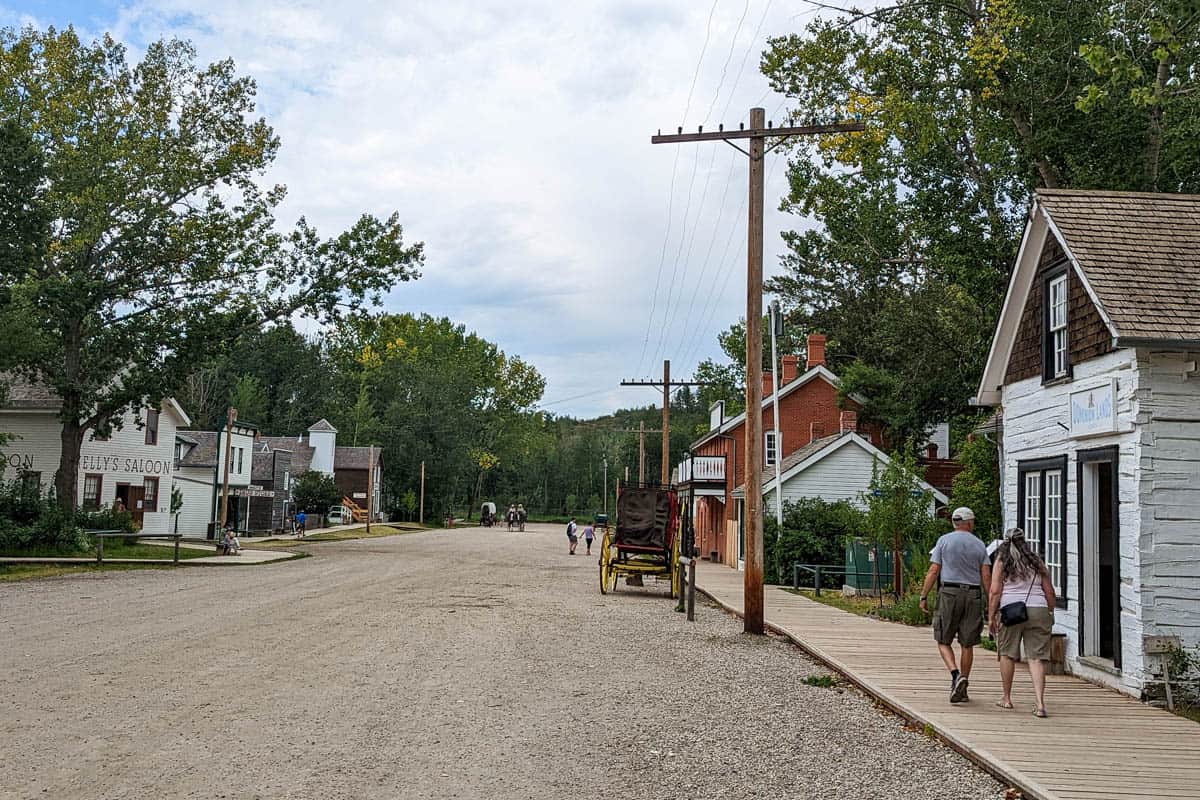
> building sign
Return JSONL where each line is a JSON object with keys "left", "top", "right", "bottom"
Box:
{"left": 1069, "top": 379, "right": 1118, "bottom": 438}
{"left": 352, "top": 492, "right": 367, "bottom": 499}
{"left": 4, "top": 453, "right": 35, "bottom": 470}
{"left": 230, "top": 487, "right": 275, "bottom": 498}
{"left": 79, "top": 455, "right": 173, "bottom": 475}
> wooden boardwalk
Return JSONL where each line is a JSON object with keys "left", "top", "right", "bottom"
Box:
{"left": 695, "top": 562, "right": 1200, "bottom": 800}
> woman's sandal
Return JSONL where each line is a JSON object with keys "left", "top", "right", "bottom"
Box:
{"left": 1033, "top": 708, "right": 1048, "bottom": 718}
{"left": 995, "top": 700, "right": 1014, "bottom": 709}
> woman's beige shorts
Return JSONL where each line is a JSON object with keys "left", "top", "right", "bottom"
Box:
{"left": 997, "top": 606, "right": 1054, "bottom": 661}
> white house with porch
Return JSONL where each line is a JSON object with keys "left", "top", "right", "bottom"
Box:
{"left": 974, "top": 189, "right": 1200, "bottom": 698}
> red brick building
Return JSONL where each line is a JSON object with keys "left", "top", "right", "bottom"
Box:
{"left": 679, "top": 334, "right": 887, "bottom": 566}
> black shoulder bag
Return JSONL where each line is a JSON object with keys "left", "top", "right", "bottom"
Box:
{"left": 999, "top": 577, "right": 1035, "bottom": 627}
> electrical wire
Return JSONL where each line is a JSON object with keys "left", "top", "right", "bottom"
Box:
{"left": 635, "top": 0, "right": 722, "bottom": 379}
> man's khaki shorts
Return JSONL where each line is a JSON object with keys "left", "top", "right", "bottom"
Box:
{"left": 933, "top": 585, "right": 984, "bottom": 647}
{"left": 997, "top": 606, "right": 1054, "bottom": 661}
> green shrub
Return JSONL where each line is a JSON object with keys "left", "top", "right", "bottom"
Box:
{"left": 764, "top": 498, "right": 867, "bottom": 586}
{"left": 0, "top": 480, "right": 123, "bottom": 553}
{"left": 874, "top": 592, "right": 930, "bottom": 626}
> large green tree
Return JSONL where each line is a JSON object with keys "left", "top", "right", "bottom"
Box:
{"left": 753, "top": 0, "right": 1200, "bottom": 441}
{"left": 326, "top": 313, "right": 545, "bottom": 521}
{"left": 0, "top": 27, "right": 422, "bottom": 508}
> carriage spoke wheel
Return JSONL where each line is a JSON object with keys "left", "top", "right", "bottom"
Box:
{"left": 599, "top": 531, "right": 612, "bottom": 594}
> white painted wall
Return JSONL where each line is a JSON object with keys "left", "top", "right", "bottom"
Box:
{"left": 308, "top": 429, "right": 336, "bottom": 475}
{"left": 1136, "top": 350, "right": 1200, "bottom": 660}
{"left": 764, "top": 441, "right": 878, "bottom": 514}
{"left": 1001, "top": 348, "right": 1145, "bottom": 694}
{"left": 1, "top": 403, "right": 183, "bottom": 535}
{"left": 173, "top": 468, "right": 217, "bottom": 537}
{"left": 215, "top": 430, "right": 255, "bottom": 488}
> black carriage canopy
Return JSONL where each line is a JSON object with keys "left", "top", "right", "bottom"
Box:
{"left": 615, "top": 487, "right": 674, "bottom": 550}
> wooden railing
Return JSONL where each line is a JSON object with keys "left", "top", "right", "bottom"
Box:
{"left": 676, "top": 455, "right": 725, "bottom": 483}
{"left": 341, "top": 496, "right": 368, "bottom": 523}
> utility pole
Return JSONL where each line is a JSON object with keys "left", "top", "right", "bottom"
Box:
{"left": 219, "top": 407, "right": 237, "bottom": 531}
{"left": 651, "top": 110, "right": 865, "bottom": 634}
{"left": 769, "top": 300, "right": 783, "bottom": 529}
{"left": 620, "top": 360, "right": 708, "bottom": 486}
{"left": 419, "top": 460, "right": 425, "bottom": 526}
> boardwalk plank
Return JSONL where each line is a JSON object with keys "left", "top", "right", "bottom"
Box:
{"left": 696, "top": 564, "right": 1200, "bottom": 800}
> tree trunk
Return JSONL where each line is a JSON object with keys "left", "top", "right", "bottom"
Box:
{"left": 54, "top": 418, "right": 86, "bottom": 511}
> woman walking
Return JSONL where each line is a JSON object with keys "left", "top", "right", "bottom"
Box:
{"left": 987, "top": 528, "right": 1056, "bottom": 717}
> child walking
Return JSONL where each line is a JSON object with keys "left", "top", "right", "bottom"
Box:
{"left": 582, "top": 523, "right": 595, "bottom": 555}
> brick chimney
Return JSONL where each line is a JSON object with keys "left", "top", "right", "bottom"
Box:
{"left": 809, "top": 422, "right": 825, "bottom": 442}
{"left": 762, "top": 370, "right": 774, "bottom": 398}
{"left": 839, "top": 410, "right": 858, "bottom": 434}
{"left": 806, "top": 334, "right": 827, "bottom": 369}
{"left": 781, "top": 354, "right": 799, "bottom": 385}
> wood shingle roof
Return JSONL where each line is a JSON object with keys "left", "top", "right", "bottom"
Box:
{"left": 1039, "top": 189, "right": 1200, "bottom": 343}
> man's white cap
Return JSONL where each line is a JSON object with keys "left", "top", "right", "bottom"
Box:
{"left": 951, "top": 506, "right": 975, "bottom": 522}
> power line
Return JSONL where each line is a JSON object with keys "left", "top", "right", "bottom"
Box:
{"left": 660, "top": 0, "right": 781, "bottom": 370}
{"left": 635, "top": 0, "right": 722, "bottom": 378}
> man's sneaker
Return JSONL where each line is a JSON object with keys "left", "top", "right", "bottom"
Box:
{"left": 950, "top": 675, "right": 969, "bottom": 703}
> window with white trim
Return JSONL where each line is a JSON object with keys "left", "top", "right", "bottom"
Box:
{"left": 1024, "top": 472, "right": 1041, "bottom": 554}
{"left": 1049, "top": 275, "right": 1067, "bottom": 377}
{"left": 1018, "top": 457, "right": 1068, "bottom": 605}
{"left": 1044, "top": 471, "right": 1063, "bottom": 592}
{"left": 765, "top": 431, "right": 779, "bottom": 466}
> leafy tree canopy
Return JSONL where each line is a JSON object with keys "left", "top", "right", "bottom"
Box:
{"left": 0, "top": 27, "right": 422, "bottom": 507}
{"left": 748, "top": 0, "right": 1200, "bottom": 442}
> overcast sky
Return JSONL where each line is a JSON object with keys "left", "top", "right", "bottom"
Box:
{"left": 7, "top": 0, "right": 827, "bottom": 417}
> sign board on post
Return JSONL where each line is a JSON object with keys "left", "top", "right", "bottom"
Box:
{"left": 1069, "top": 379, "right": 1118, "bottom": 438}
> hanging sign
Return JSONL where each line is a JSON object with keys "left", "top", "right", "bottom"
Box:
{"left": 1069, "top": 379, "right": 1118, "bottom": 438}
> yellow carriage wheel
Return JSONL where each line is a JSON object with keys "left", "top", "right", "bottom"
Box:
{"left": 599, "top": 531, "right": 612, "bottom": 594}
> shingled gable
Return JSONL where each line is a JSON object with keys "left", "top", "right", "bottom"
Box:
{"left": 975, "top": 190, "right": 1200, "bottom": 405}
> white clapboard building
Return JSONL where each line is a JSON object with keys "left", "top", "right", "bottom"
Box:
{"left": 974, "top": 190, "right": 1200, "bottom": 697}
{"left": 0, "top": 377, "right": 189, "bottom": 535}
{"left": 173, "top": 422, "right": 258, "bottom": 538}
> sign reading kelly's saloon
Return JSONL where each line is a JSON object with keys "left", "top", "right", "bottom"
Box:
{"left": 79, "top": 454, "right": 173, "bottom": 475}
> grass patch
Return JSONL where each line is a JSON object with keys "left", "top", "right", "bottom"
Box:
{"left": 0, "top": 539, "right": 211, "bottom": 561}
{"left": 1174, "top": 705, "right": 1200, "bottom": 724}
{"left": 781, "top": 586, "right": 932, "bottom": 627}
{"left": 980, "top": 636, "right": 998, "bottom": 652}
{"left": 802, "top": 674, "right": 838, "bottom": 688}
{"left": 0, "top": 562, "right": 174, "bottom": 582}
{"left": 782, "top": 587, "right": 883, "bottom": 616}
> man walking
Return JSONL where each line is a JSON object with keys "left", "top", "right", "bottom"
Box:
{"left": 920, "top": 507, "right": 991, "bottom": 704}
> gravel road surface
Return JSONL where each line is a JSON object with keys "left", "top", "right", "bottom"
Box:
{"left": 0, "top": 524, "right": 1003, "bottom": 799}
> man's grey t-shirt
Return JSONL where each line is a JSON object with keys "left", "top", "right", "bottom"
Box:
{"left": 931, "top": 530, "right": 989, "bottom": 585}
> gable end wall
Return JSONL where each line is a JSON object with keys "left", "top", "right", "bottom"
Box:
{"left": 1005, "top": 235, "right": 1114, "bottom": 383}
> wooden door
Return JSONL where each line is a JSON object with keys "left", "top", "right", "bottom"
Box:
{"left": 128, "top": 486, "right": 146, "bottom": 529}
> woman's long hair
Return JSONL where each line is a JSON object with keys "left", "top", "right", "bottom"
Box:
{"left": 998, "top": 528, "right": 1047, "bottom": 583}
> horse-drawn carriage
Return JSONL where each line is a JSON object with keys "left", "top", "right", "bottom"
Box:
{"left": 598, "top": 482, "right": 681, "bottom": 597}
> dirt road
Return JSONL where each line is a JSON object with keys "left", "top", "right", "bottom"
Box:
{"left": 0, "top": 524, "right": 1001, "bottom": 799}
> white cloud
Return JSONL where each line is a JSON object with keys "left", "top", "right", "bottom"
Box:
{"left": 48, "top": 0, "right": 828, "bottom": 416}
